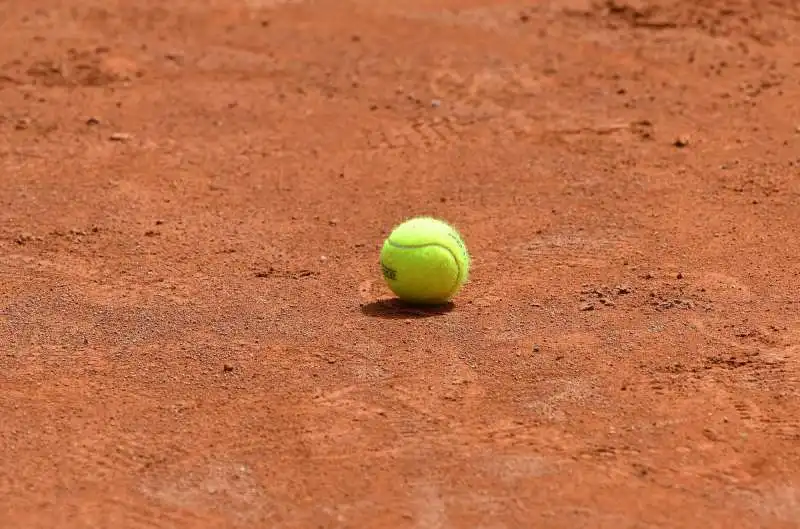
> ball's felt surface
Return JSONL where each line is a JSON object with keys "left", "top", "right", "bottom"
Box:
{"left": 379, "top": 216, "right": 470, "bottom": 304}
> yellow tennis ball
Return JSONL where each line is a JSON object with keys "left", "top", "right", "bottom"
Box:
{"left": 379, "top": 216, "right": 470, "bottom": 304}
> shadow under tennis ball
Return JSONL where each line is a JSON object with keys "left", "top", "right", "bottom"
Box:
{"left": 359, "top": 298, "right": 455, "bottom": 319}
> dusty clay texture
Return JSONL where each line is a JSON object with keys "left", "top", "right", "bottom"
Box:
{"left": 1, "top": 0, "right": 799, "bottom": 528}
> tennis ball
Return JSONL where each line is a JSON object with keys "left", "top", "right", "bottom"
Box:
{"left": 379, "top": 216, "right": 470, "bottom": 304}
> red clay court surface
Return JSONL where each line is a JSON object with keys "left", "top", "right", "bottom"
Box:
{"left": 1, "top": 1, "right": 799, "bottom": 528}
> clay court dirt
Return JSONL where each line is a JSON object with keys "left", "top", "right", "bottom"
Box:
{"left": 1, "top": 0, "right": 799, "bottom": 527}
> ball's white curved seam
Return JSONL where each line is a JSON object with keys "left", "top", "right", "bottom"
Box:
{"left": 385, "top": 239, "right": 464, "bottom": 297}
